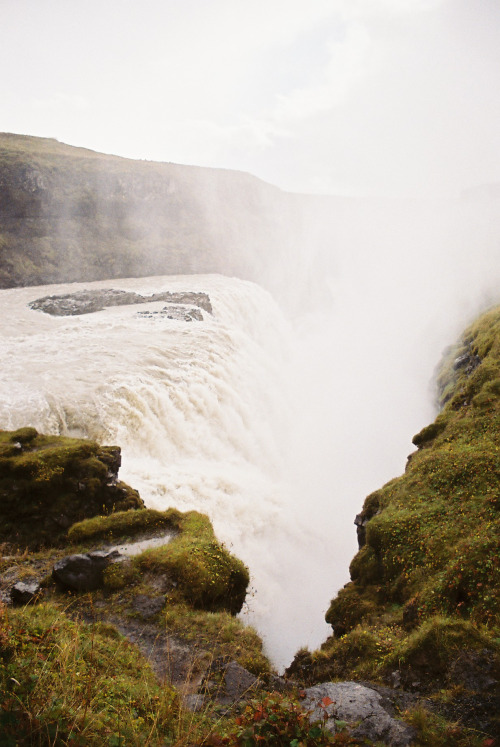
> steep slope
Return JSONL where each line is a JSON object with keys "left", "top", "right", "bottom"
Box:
{"left": 0, "top": 133, "right": 305, "bottom": 291}
{"left": 288, "top": 304, "right": 500, "bottom": 738}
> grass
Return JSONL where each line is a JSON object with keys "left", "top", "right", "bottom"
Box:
{"left": 135, "top": 512, "right": 249, "bottom": 614}
{"left": 68, "top": 507, "right": 185, "bottom": 544}
{"left": 287, "top": 304, "right": 500, "bottom": 743}
{"left": 0, "top": 601, "right": 180, "bottom": 745}
{"left": 161, "top": 603, "right": 269, "bottom": 677}
{"left": 0, "top": 429, "right": 143, "bottom": 549}
{"left": 0, "top": 132, "right": 284, "bottom": 289}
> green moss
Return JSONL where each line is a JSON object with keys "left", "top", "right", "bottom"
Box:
{"left": 68, "top": 506, "right": 183, "bottom": 543}
{"left": 325, "top": 582, "right": 380, "bottom": 635}
{"left": 136, "top": 511, "right": 249, "bottom": 614}
{"left": 387, "top": 617, "right": 498, "bottom": 678}
{"left": 102, "top": 561, "right": 140, "bottom": 590}
{"left": 303, "top": 304, "right": 500, "bottom": 702}
{"left": 0, "top": 429, "right": 143, "bottom": 549}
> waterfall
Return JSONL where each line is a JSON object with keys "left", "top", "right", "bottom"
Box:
{"left": 2, "top": 191, "right": 500, "bottom": 669}
{"left": 0, "top": 274, "right": 337, "bottom": 667}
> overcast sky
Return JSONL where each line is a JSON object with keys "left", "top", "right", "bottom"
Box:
{"left": 1, "top": 0, "right": 499, "bottom": 197}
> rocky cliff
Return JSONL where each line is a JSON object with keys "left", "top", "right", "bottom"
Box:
{"left": 288, "top": 304, "right": 500, "bottom": 742}
{"left": 0, "top": 133, "right": 314, "bottom": 294}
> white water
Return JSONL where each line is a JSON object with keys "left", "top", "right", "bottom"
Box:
{"left": 0, "top": 274, "right": 336, "bottom": 667}
{"left": 1, "top": 195, "right": 500, "bottom": 670}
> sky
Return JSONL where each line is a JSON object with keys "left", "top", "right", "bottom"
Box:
{"left": 1, "top": 0, "right": 500, "bottom": 197}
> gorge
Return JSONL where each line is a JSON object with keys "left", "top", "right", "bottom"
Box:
{"left": 1, "top": 134, "right": 500, "bottom": 743}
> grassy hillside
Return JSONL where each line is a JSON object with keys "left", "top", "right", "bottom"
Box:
{"left": 0, "top": 429, "right": 271, "bottom": 746}
{"left": 288, "top": 304, "right": 500, "bottom": 741}
{"left": 0, "top": 133, "right": 304, "bottom": 290}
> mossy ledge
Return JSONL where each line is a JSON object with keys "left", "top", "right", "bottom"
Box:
{"left": 0, "top": 430, "right": 273, "bottom": 745}
{"left": 288, "top": 304, "right": 500, "bottom": 741}
{"left": 0, "top": 428, "right": 142, "bottom": 549}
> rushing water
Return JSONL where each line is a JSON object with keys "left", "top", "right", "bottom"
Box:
{"left": 0, "top": 274, "right": 340, "bottom": 667}
{"left": 1, "top": 201, "right": 499, "bottom": 668}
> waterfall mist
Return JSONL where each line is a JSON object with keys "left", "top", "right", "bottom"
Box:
{"left": 1, "top": 186, "right": 500, "bottom": 670}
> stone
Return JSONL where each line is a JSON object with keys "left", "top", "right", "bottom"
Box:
{"left": 132, "top": 594, "right": 166, "bottom": 620}
{"left": 29, "top": 289, "right": 212, "bottom": 317}
{"left": 182, "top": 694, "right": 207, "bottom": 712}
{"left": 201, "top": 658, "right": 260, "bottom": 705}
{"left": 354, "top": 512, "right": 369, "bottom": 548}
{"left": 302, "top": 681, "right": 415, "bottom": 746}
{"left": 447, "top": 649, "right": 498, "bottom": 692}
{"left": 52, "top": 550, "right": 121, "bottom": 591}
{"left": 10, "top": 580, "right": 42, "bottom": 605}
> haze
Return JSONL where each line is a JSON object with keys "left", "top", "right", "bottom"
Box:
{"left": 1, "top": 0, "right": 500, "bottom": 198}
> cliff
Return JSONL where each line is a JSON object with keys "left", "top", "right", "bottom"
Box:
{"left": 0, "top": 428, "right": 269, "bottom": 745}
{"left": 0, "top": 133, "right": 309, "bottom": 292}
{"left": 288, "top": 304, "right": 500, "bottom": 741}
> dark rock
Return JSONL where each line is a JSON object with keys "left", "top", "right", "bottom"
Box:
{"left": 302, "top": 681, "right": 416, "bottom": 747}
{"left": 29, "top": 289, "right": 212, "bottom": 317}
{"left": 354, "top": 512, "right": 369, "bottom": 548}
{"left": 266, "top": 673, "right": 296, "bottom": 692}
{"left": 136, "top": 305, "right": 204, "bottom": 322}
{"left": 182, "top": 694, "right": 207, "bottom": 712}
{"left": 53, "top": 550, "right": 121, "bottom": 591}
{"left": 447, "top": 649, "right": 498, "bottom": 691}
{"left": 132, "top": 594, "right": 166, "bottom": 620}
{"left": 10, "top": 580, "right": 42, "bottom": 605}
{"left": 201, "top": 657, "right": 260, "bottom": 705}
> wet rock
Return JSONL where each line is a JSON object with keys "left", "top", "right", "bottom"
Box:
{"left": 53, "top": 550, "right": 121, "bottom": 591}
{"left": 10, "top": 580, "right": 42, "bottom": 605}
{"left": 354, "top": 512, "right": 369, "bottom": 548}
{"left": 29, "top": 289, "right": 212, "bottom": 316}
{"left": 302, "top": 681, "right": 415, "bottom": 746}
{"left": 136, "top": 305, "right": 203, "bottom": 321}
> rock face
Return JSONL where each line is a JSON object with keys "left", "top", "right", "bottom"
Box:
{"left": 302, "top": 682, "right": 415, "bottom": 746}
{"left": 201, "top": 658, "right": 260, "bottom": 706}
{"left": 29, "top": 289, "right": 212, "bottom": 317}
{"left": 0, "top": 428, "right": 143, "bottom": 549}
{"left": 52, "top": 550, "right": 121, "bottom": 591}
{"left": 0, "top": 133, "right": 308, "bottom": 297}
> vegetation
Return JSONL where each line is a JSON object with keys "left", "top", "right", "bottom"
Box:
{"left": 135, "top": 511, "right": 249, "bottom": 614}
{"left": 0, "top": 602, "right": 179, "bottom": 745}
{"left": 68, "top": 507, "right": 184, "bottom": 544}
{"left": 288, "top": 304, "right": 500, "bottom": 743}
{"left": 0, "top": 428, "right": 271, "bottom": 745}
{"left": 201, "top": 692, "right": 349, "bottom": 746}
{"left": 0, "top": 428, "right": 142, "bottom": 549}
{"left": 0, "top": 132, "right": 288, "bottom": 290}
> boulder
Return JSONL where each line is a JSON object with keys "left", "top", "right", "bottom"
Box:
{"left": 201, "top": 657, "right": 260, "bottom": 705}
{"left": 10, "top": 580, "right": 42, "bottom": 605}
{"left": 302, "top": 681, "right": 415, "bottom": 746}
{"left": 53, "top": 550, "right": 121, "bottom": 591}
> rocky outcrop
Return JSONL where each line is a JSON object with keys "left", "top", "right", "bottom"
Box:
{"left": 0, "top": 133, "right": 309, "bottom": 298}
{"left": 29, "top": 288, "right": 212, "bottom": 316}
{"left": 0, "top": 428, "right": 143, "bottom": 549}
{"left": 52, "top": 550, "right": 122, "bottom": 591}
{"left": 302, "top": 681, "right": 415, "bottom": 746}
